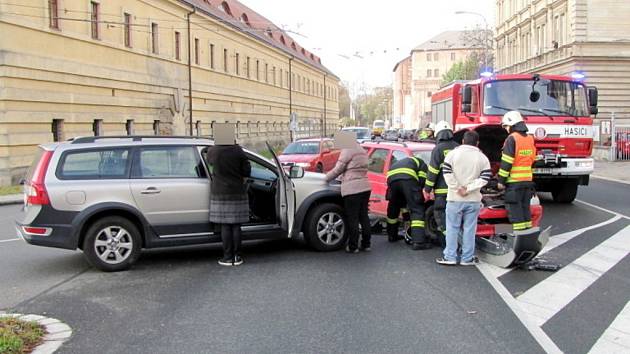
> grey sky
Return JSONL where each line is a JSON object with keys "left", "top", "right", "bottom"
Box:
{"left": 240, "top": 0, "right": 494, "bottom": 93}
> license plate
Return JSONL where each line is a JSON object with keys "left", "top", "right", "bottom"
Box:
{"left": 533, "top": 168, "right": 553, "bottom": 174}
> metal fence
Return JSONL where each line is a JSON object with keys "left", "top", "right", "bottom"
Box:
{"left": 613, "top": 126, "right": 630, "bottom": 161}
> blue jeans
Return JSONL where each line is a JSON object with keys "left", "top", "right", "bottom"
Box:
{"left": 444, "top": 201, "right": 481, "bottom": 262}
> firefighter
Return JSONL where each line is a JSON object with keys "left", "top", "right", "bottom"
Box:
{"left": 423, "top": 121, "right": 459, "bottom": 242}
{"left": 385, "top": 156, "right": 432, "bottom": 250}
{"left": 419, "top": 123, "right": 435, "bottom": 140}
{"left": 497, "top": 111, "right": 537, "bottom": 231}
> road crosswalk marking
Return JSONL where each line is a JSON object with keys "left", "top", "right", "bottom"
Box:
{"left": 588, "top": 301, "right": 630, "bottom": 353}
{"left": 515, "top": 224, "right": 630, "bottom": 326}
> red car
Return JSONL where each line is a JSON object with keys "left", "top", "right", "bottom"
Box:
{"left": 278, "top": 138, "right": 341, "bottom": 173}
{"left": 362, "top": 141, "right": 543, "bottom": 239}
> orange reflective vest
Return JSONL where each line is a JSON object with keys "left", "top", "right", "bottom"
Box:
{"left": 507, "top": 133, "right": 536, "bottom": 183}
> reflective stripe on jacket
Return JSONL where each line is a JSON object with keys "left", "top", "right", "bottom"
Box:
{"left": 498, "top": 132, "right": 536, "bottom": 183}
{"left": 386, "top": 157, "right": 428, "bottom": 186}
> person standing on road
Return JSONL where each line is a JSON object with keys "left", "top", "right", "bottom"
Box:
{"left": 325, "top": 137, "right": 372, "bottom": 253}
{"left": 497, "top": 111, "right": 537, "bottom": 232}
{"left": 436, "top": 130, "right": 491, "bottom": 265}
{"left": 206, "top": 127, "right": 251, "bottom": 267}
{"left": 385, "top": 156, "right": 432, "bottom": 250}
{"left": 423, "top": 121, "right": 459, "bottom": 244}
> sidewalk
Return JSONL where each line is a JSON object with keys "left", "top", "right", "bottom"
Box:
{"left": 0, "top": 194, "right": 22, "bottom": 206}
{"left": 592, "top": 160, "right": 630, "bottom": 184}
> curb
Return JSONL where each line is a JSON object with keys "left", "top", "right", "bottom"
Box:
{"left": 0, "top": 194, "right": 22, "bottom": 206}
{"left": 591, "top": 175, "right": 630, "bottom": 186}
{"left": 0, "top": 312, "right": 72, "bottom": 354}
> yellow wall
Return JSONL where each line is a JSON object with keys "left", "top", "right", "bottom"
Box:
{"left": 0, "top": 0, "right": 340, "bottom": 184}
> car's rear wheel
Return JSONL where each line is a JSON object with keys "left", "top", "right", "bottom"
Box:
{"left": 304, "top": 203, "right": 347, "bottom": 251}
{"left": 425, "top": 205, "right": 443, "bottom": 245}
{"left": 83, "top": 216, "right": 141, "bottom": 272}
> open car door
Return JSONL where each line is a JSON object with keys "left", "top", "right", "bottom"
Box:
{"left": 266, "top": 142, "right": 296, "bottom": 234}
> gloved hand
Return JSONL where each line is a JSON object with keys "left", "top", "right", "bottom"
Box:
{"left": 497, "top": 183, "right": 506, "bottom": 191}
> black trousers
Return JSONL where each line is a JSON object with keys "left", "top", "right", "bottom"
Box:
{"left": 386, "top": 179, "right": 426, "bottom": 243}
{"left": 505, "top": 182, "right": 534, "bottom": 231}
{"left": 343, "top": 191, "right": 372, "bottom": 250}
{"left": 220, "top": 223, "right": 242, "bottom": 260}
{"left": 434, "top": 194, "right": 447, "bottom": 233}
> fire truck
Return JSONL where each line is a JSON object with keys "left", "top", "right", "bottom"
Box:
{"left": 431, "top": 73, "right": 599, "bottom": 203}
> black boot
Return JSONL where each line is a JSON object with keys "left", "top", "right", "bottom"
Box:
{"left": 387, "top": 222, "right": 401, "bottom": 242}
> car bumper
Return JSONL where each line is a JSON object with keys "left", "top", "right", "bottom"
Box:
{"left": 533, "top": 157, "right": 594, "bottom": 176}
{"left": 476, "top": 204, "right": 543, "bottom": 237}
{"left": 16, "top": 222, "right": 77, "bottom": 250}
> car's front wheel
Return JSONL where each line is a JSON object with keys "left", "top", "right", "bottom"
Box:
{"left": 304, "top": 203, "right": 347, "bottom": 251}
{"left": 82, "top": 216, "right": 141, "bottom": 272}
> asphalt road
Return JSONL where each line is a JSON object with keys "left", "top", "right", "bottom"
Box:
{"left": 0, "top": 178, "right": 628, "bottom": 353}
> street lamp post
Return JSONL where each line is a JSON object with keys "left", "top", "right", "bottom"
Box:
{"left": 455, "top": 10, "right": 490, "bottom": 71}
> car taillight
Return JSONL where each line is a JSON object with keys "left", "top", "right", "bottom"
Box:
{"left": 26, "top": 150, "right": 53, "bottom": 206}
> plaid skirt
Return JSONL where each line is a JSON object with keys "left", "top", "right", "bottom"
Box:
{"left": 209, "top": 194, "right": 250, "bottom": 224}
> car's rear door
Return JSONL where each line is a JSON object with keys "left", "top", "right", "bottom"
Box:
{"left": 366, "top": 148, "right": 391, "bottom": 216}
{"left": 129, "top": 145, "right": 211, "bottom": 237}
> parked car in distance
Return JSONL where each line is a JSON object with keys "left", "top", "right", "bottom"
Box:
{"left": 278, "top": 138, "right": 340, "bottom": 173}
{"left": 361, "top": 140, "right": 543, "bottom": 240}
{"left": 341, "top": 126, "right": 372, "bottom": 143}
{"left": 17, "top": 136, "right": 349, "bottom": 271}
{"left": 382, "top": 129, "right": 399, "bottom": 141}
{"left": 372, "top": 120, "right": 385, "bottom": 137}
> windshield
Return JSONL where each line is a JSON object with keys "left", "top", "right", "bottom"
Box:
{"left": 282, "top": 141, "right": 320, "bottom": 154}
{"left": 343, "top": 128, "right": 370, "bottom": 139}
{"left": 373, "top": 121, "right": 385, "bottom": 128}
{"left": 483, "top": 79, "right": 589, "bottom": 117}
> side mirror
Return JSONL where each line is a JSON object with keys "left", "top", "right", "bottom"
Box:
{"left": 462, "top": 85, "right": 472, "bottom": 105}
{"left": 588, "top": 87, "right": 598, "bottom": 115}
{"left": 289, "top": 165, "right": 305, "bottom": 179}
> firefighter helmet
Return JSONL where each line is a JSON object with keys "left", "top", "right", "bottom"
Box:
{"left": 434, "top": 121, "right": 453, "bottom": 135}
{"left": 502, "top": 111, "right": 524, "bottom": 126}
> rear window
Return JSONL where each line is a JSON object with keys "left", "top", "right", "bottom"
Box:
{"left": 412, "top": 150, "right": 432, "bottom": 164}
{"left": 25, "top": 148, "right": 46, "bottom": 182}
{"left": 134, "top": 146, "right": 204, "bottom": 179}
{"left": 57, "top": 148, "right": 130, "bottom": 180}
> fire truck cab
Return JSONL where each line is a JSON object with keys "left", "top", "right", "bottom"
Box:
{"left": 431, "top": 73, "right": 599, "bottom": 203}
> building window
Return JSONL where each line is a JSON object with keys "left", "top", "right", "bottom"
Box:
{"left": 126, "top": 119, "right": 134, "bottom": 135}
{"left": 195, "top": 121, "right": 202, "bottom": 136}
{"left": 210, "top": 43, "right": 215, "bottom": 69}
{"left": 175, "top": 32, "right": 181, "bottom": 60}
{"left": 223, "top": 49, "right": 228, "bottom": 72}
{"left": 272, "top": 67, "right": 276, "bottom": 85}
{"left": 256, "top": 60, "right": 260, "bottom": 80}
{"left": 49, "top": 0, "right": 59, "bottom": 29}
{"left": 280, "top": 69, "right": 283, "bottom": 87}
{"left": 426, "top": 69, "right": 432, "bottom": 77}
{"left": 235, "top": 53, "right": 240, "bottom": 75}
{"left": 450, "top": 52, "right": 455, "bottom": 61}
{"left": 434, "top": 69, "right": 439, "bottom": 77}
{"left": 123, "top": 13, "right": 132, "bottom": 48}
{"left": 194, "top": 38, "right": 199, "bottom": 65}
{"left": 52, "top": 119, "right": 64, "bottom": 142}
{"left": 151, "top": 23, "right": 159, "bottom": 54}
{"left": 93, "top": 119, "right": 103, "bottom": 136}
{"left": 433, "top": 53, "right": 439, "bottom": 61}
{"left": 426, "top": 53, "right": 431, "bottom": 61}
{"left": 153, "top": 120, "right": 160, "bottom": 135}
{"left": 90, "top": 2, "right": 99, "bottom": 40}
{"left": 427, "top": 91, "right": 432, "bottom": 97}
{"left": 265, "top": 64, "right": 268, "bottom": 82}
{"left": 246, "top": 57, "right": 250, "bottom": 78}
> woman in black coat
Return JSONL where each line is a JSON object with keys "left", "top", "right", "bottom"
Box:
{"left": 205, "top": 143, "right": 251, "bottom": 266}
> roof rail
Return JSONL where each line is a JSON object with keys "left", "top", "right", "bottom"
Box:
{"left": 374, "top": 140, "right": 407, "bottom": 148}
{"left": 70, "top": 135, "right": 212, "bottom": 144}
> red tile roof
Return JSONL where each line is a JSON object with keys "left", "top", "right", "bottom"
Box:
{"left": 181, "top": 0, "right": 336, "bottom": 78}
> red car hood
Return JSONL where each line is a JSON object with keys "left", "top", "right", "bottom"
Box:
{"left": 277, "top": 154, "right": 317, "bottom": 164}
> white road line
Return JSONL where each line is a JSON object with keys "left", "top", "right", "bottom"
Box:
{"left": 591, "top": 175, "right": 630, "bottom": 186}
{"left": 0, "top": 238, "right": 21, "bottom": 243}
{"left": 516, "top": 225, "right": 630, "bottom": 327}
{"left": 484, "top": 215, "right": 622, "bottom": 278}
{"left": 589, "top": 301, "right": 630, "bottom": 353}
{"left": 476, "top": 263, "right": 563, "bottom": 354}
{"left": 575, "top": 199, "right": 630, "bottom": 220}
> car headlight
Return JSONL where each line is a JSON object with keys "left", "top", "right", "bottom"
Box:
{"left": 295, "top": 162, "right": 311, "bottom": 168}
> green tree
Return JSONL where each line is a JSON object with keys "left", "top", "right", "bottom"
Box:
{"left": 441, "top": 53, "right": 482, "bottom": 86}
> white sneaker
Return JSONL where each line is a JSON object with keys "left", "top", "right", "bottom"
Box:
{"left": 436, "top": 257, "right": 457, "bottom": 265}
{"left": 460, "top": 256, "right": 479, "bottom": 266}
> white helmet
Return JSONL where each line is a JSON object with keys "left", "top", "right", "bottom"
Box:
{"left": 434, "top": 121, "right": 453, "bottom": 135}
{"left": 502, "top": 111, "right": 524, "bottom": 126}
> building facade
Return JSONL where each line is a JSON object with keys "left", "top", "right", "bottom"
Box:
{"left": 393, "top": 31, "right": 480, "bottom": 129}
{"left": 495, "top": 0, "right": 630, "bottom": 128}
{"left": 0, "top": 0, "right": 340, "bottom": 185}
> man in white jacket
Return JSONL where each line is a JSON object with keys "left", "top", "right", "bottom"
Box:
{"left": 436, "top": 131, "right": 492, "bottom": 266}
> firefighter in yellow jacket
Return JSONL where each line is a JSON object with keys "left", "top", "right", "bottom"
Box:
{"left": 497, "top": 111, "right": 537, "bottom": 231}
{"left": 385, "top": 156, "right": 432, "bottom": 250}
